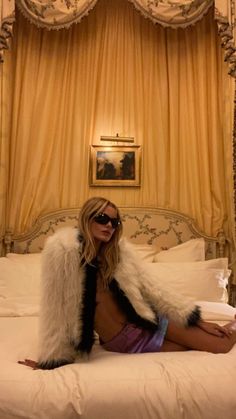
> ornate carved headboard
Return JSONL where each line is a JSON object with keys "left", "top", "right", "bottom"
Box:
{"left": 2, "top": 206, "right": 230, "bottom": 255}
{"left": 2, "top": 206, "right": 235, "bottom": 305}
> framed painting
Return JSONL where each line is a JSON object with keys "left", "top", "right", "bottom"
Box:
{"left": 90, "top": 145, "right": 141, "bottom": 186}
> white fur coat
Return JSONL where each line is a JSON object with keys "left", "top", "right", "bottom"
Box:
{"left": 38, "top": 227, "right": 200, "bottom": 369}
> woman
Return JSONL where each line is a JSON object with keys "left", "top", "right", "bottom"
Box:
{"left": 20, "top": 197, "right": 236, "bottom": 370}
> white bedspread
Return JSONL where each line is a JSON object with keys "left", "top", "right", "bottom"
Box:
{"left": 0, "top": 302, "right": 236, "bottom": 419}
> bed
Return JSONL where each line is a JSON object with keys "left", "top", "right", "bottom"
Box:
{"left": 0, "top": 207, "right": 236, "bottom": 419}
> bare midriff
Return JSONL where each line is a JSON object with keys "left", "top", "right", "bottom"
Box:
{"left": 94, "top": 279, "right": 127, "bottom": 343}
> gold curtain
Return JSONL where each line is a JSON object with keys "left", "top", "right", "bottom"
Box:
{"left": 1, "top": 0, "right": 234, "bottom": 243}
{"left": 0, "top": 44, "right": 12, "bottom": 251}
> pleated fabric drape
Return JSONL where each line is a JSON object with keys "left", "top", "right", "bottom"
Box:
{"left": 0, "top": 0, "right": 234, "bottom": 244}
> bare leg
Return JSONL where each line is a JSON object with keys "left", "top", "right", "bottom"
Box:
{"left": 160, "top": 320, "right": 236, "bottom": 354}
{"left": 160, "top": 340, "right": 187, "bottom": 352}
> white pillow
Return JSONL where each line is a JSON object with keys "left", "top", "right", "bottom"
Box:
{"left": 145, "top": 258, "right": 230, "bottom": 303}
{"left": 131, "top": 244, "right": 157, "bottom": 262}
{"left": 154, "top": 257, "right": 229, "bottom": 270}
{"left": 131, "top": 238, "right": 205, "bottom": 263}
{"left": 196, "top": 301, "right": 236, "bottom": 321}
{"left": 153, "top": 238, "right": 205, "bottom": 262}
{"left": 0, "top": 296, "right": 40, "bottom": 317}
{"left": 6, "top": 252, "right": 41, "bottom": 264}
{"left": 0, "top": 253, "right": 41, "bottom": 316}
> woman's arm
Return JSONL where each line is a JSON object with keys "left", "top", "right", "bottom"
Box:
{"left": 197, "top": 320, "right": 232, "bottom": 337}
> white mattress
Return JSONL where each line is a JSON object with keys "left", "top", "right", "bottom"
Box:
{"left": 0, "top": 302, "right": 236, "bottom": 419}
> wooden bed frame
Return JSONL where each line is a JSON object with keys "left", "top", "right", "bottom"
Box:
{"left": 1, "top": 206, "right": 235, "bottom": 305}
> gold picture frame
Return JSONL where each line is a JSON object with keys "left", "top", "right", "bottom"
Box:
{"left": 90, "top": 145, "right": 141, "bottom": 187}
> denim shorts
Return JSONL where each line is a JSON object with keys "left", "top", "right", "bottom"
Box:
{"left": 102, "top": 317, "right": 168, "bottom": 354}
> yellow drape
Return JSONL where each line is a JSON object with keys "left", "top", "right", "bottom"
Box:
{"left": 0, "top": 44, "right": 12, "bottom": 249}
{"left": 1, "top": 0, "right": 234, "bottom": 242}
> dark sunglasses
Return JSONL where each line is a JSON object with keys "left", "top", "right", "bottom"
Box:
{"left": 93, "top": 213, "right": 121, "bottom": 229}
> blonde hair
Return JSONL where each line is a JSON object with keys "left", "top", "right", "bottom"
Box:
{"left": 78, "top": 197, "right": 123, "bottom": 286}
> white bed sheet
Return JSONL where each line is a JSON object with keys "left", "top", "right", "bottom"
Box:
{"left": 0, "top": 303, "right": 236, "bottom": 419}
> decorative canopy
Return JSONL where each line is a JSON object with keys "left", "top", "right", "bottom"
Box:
{"left": 0, "top": 0, "right": 236, "bottom": 77}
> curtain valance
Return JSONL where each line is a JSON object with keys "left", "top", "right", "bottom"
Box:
{"left": 130, "top": 0, "right": 214, "bottom": 28}
{"left": 1, "top": 0, "right": 215, "bottom": 31}
{"left": 0, "top": 0, "right": 236, "bottom": 75}
{"left": 15, "top": 0, "right": 214, "bottom": 30}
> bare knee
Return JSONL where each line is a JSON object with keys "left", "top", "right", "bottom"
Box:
{"left": 211, "top": 339, "right": 234, "bottom": 354}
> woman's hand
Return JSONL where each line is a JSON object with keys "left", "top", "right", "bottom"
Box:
{"left": 18, "top": 359, "right": 39, "bottom": 369}
{"left": 198, "top": 320, "right": 232, "bottom": 337}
